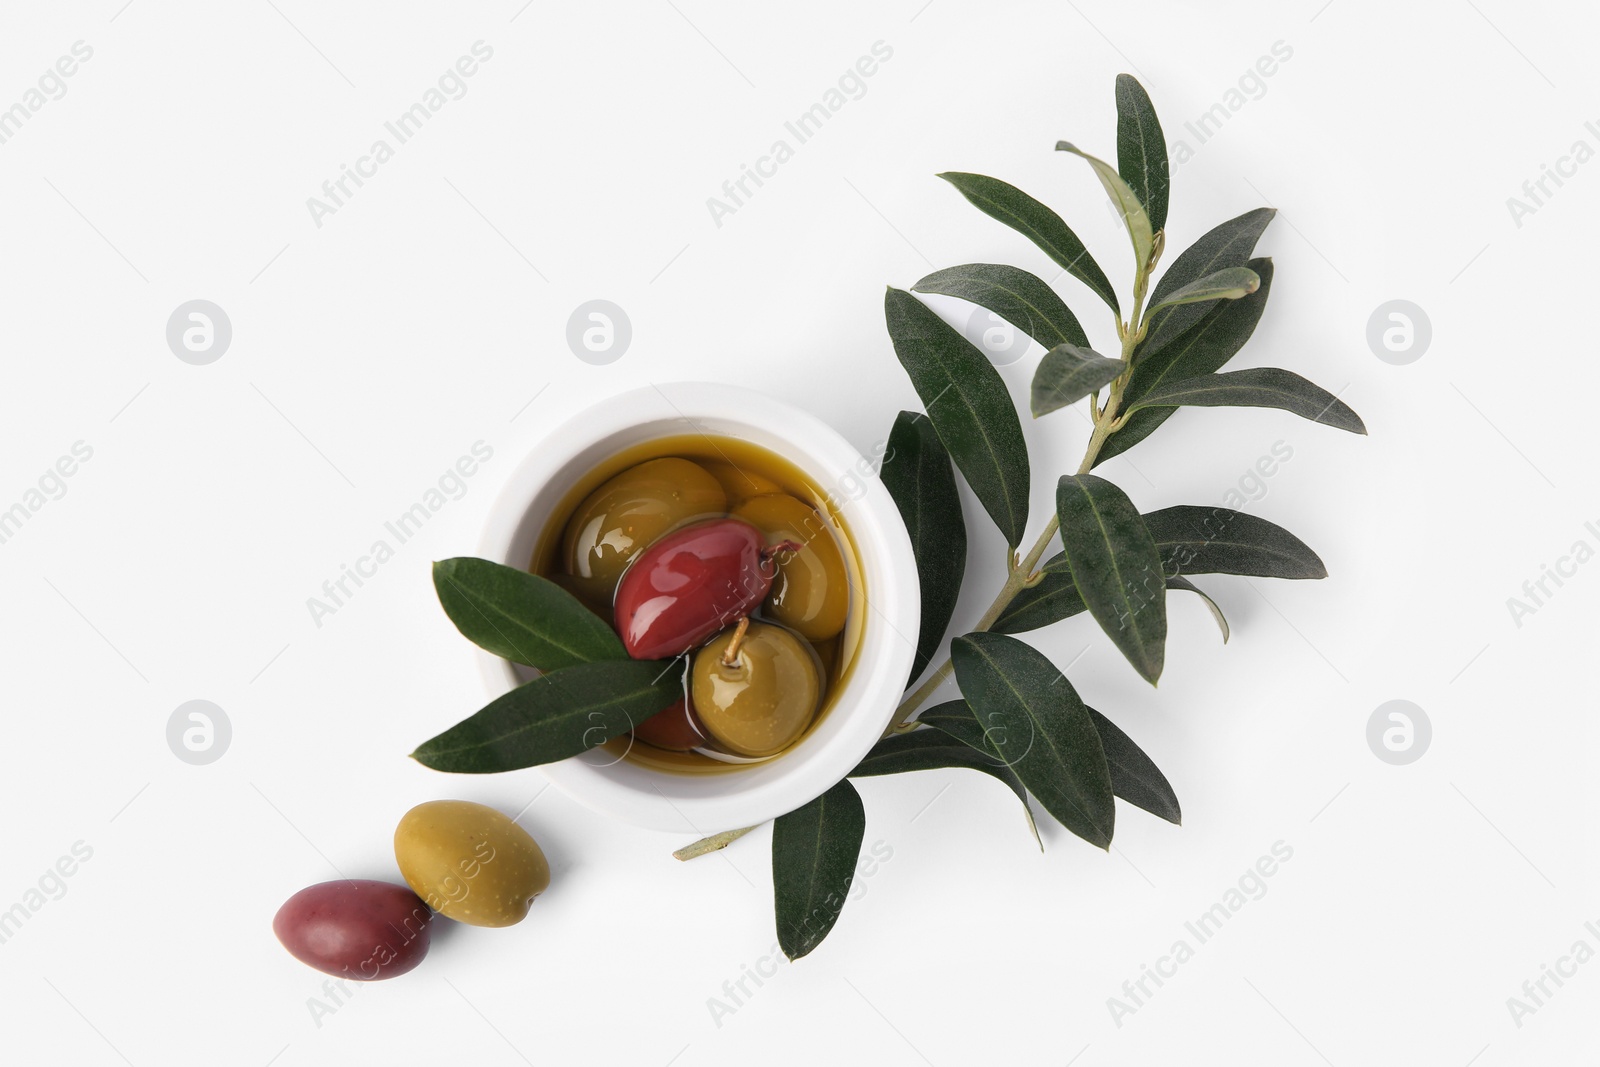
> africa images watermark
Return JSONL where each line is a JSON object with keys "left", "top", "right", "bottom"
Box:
{"left": 0, "top": 440, "right": 95, "bottom": 548}
{"left": 1168, "top": 41, "right": 1293, "bottom": 171}
{"left": 1106, "top": 840, "right": 1295, "bottom": 1028}
{"left": 705, "top": 40, "right": 894, "bottom": 228}
{"left": 1504, "top": 518, "right": 1600, "bottom": 629}
{"left": 0, "top": 841, "right": 94, "bottom": 948}
{"left": 1505, "top": 120, "right": 1600, "bottom": 229}
{"left": 704, "top": 839, "right": 895, "bottom": 1028}
{"left": 1504, "top": 917, "right": 1600, "bottom": 1029}
{"left": 305, "top": 441, "right": 494, "bottom": 627}
{"left": 305, "top": 41, "right": 495, "bottom": 228}
{"left": 0, "top": 40, "right": 94, "bottom": 147}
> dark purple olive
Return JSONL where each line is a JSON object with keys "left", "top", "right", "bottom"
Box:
{"left": 613, "top": 518, "right": 793, "bottom": 660}
{"left": 273, "top": 879, "right": 432, "bottom": 981}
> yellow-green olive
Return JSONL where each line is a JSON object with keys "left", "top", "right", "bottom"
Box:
{"left": 691, "top": 621, "right": 821, "bottom": 757}
{"left": 731, "top": 493, "right": 849, "bottom": 641}
{"left": 701, "top": 460, "right": 784, "bottom": 507}
{"left": 393, "top": 800, "right": 550, "bottom": 928}
{"left": 561, "top": 458, "right": 726, "bottom": 606}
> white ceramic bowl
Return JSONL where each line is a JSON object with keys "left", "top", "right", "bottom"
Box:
{"left": 476, "top": 382, "right": 919, "bottom": 833}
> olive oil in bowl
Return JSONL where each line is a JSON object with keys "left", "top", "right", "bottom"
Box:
{"left": 530, "top": 434, "right": 866, "bottom": 774}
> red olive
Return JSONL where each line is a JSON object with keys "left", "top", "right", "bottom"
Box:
{"left": 614, "top": 518, "right": 785, "bottom": 660}
{"left": 630, "top": 696, "right": 707, "bottom": 751}
{"left": 273, "top": 879, "right": 432, "bottom": 981}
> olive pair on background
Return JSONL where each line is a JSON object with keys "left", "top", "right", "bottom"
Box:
{"left": 273, "top": 800, "right": 549, "bottom": 982}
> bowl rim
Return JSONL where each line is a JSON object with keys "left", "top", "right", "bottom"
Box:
{"left": 473, "top": 381, "right": 919, "bottom": 833}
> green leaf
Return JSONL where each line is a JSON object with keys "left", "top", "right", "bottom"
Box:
{"left": 994, "top": 566, "right": 1230, "bottom": 637}
{"left": 991, "top": 567, "right": 1088, "bottom": 634}
{"left": 411, "top": 660, "right": 682, "bottom": 773}
{"left": 913, "top": 263, "right": 1090, "bottom": 350}
{"left": 1125, "top": 367, "right": 1367, "bottom": 435}
{"left": 850, "top": 726, "right": 1040, "bottom": 848}
{"left": 1146, "top": 266, "right": 1260, "bottom": 314}
{"left": 1167, "top": 575, "right": 1229, "bottom": 643}
{"left": 1141, "top": 208, "right": 1276, "bottom": 364}
{"left": 1055, "top": 475, "right": 1167, "bottom": 685}
{"left": 925, "top": 697, "right": 1174, "bottom": 829}
{"left": 433, "top": 558, "right": 626, "bottom": 671}
{"left": 884, "top": 287, "right": 1031, "bottom": 551}
{"left": 880, "top": 411, "right": 967, "bottom": 686}
{"left": 1087, "top": 707, "right": 1182, "bottom": 825}
{"left": 1097, "top": 258, "right": 1274, "bottom": 466}
{"left": 949, "top": 632, "right": 1115, "bottom": 848}
{"left": 1143, "top": 506, "right": 1327, "bottom": 579}
{"left": 916, "top": 698, "right": 996, "bottom": 751}
{"left": 1030, "top": 344, "right": 1125, "bottom": 417}
{"left": 1056, "top": 141, "right": 1154, "bottom": 273}
{"left": 772, "top": 778, "right": 865, "bottom": 960}
{"left": 936, "top": 172, "right": 1120, "bottom": 313}
{"left": 1115, "top": 74, "right": 1169, "bottom": 233}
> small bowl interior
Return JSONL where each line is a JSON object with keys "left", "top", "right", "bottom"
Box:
{"left": 478, "top": 385, "right": 916, "bottom": 832}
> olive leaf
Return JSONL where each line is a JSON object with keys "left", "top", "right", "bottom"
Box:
{"left": 994, "top": 568, "right": 1228, "bottom": 637}
{"left": 880, "top": 411, "right": 966, "bottom": 686}
{"left": 850, "top": 725, "right": 1040, "bottom": 848}
{"left": 410, "top": 660, "right": 682, "bottom": 773}
{"left": 991, "top": 567, "right": 1088, "bottom": 634}
{"left": 1030, "top": 344, "right": 1125, "bottom": 417}
{"left": 998, "top": 507, "right": 1321, "bottom": 632}
{"left": 1123, "top": 368, "right": 1367, "bottom": 435}
{"left": 1098, "top": 258, "right": 1274, "bottom": 466}
{"left": 1055, "top": 475, "right": 1167, "bottom": 685}
{"left": 949, "top": 633, "right": 1115, "bottom": 849}
{"left": 1145, "top": 266, "right": 1260, "bottom": 315}
{"left": 1056, "top": 141, "right": 1154, "bottom": 272}
{"left": 1140, "top": 208, "right": 1276, "bottom": 364}
{"left": 913, "top": 263, "right": 1090, "bottom": 350}
{"left": 936, "top": 172, "right": 1119, "bottom": 313}
{"left": 1115, "top": 73, "right": 1169, "bottom": 233}
{"left": 926, "top": 698, "right": 1179, "bottom": 828}
{"left": 1167, "top": 575, "right": 1229, "bottom": 643}
{"left": 433, "top": 557, "right": 625, "bottom": 670}
{"left": 1143, "top": 506, "right": 1327, "bottom": 579}
{"left": 772, "top": 778, "right": 865, "bottom": 960}
{"left": 884, "top": 287, "right": 1031, "bottom": 551}
{"left": 1087, "top": 707, "right": 1182, "bottom": 825}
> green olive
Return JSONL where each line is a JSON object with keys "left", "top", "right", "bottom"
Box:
{"left": 701, "top": 460, "right": 784, "bottom": 507}
{"left": 393, "top": 800, "right": 550, "bottom": 928}
{"left": 731, "top": 493, "right": 849, "bottom": 641}
{"left": 691, "top": 621, "right": 821, "bottom": 757}
{"left": 561, "top": 458, "right": 726, "bottom": 606}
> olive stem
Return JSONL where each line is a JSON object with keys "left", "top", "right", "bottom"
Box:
{"left": 673, "top": 240, "right": 1162, "bottom": 859}
{"left": 672, "top": 825, "right": 756, "bottom": 861}
{"left": 883, "top": 263, "right": 1151, "bottom": 736}
{"left": 721, "top": 617, "right": 750, "bottom": 666}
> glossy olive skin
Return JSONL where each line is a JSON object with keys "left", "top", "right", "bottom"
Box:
{"left": 630, "top": 696, "right": 706, "bottom": 752}
{"left": 732, "top": 494, "right": 849, "bottom": 641}
{"left": 614, "top": 518, "right": 777, "bottom": 660}
{"left": 692, "top": 622, "right": 821, "bottom": 757}
{"left": 273, "top": 880, "right": 432, "bottom": 981}
{"left": 701, "top": 461, "right": 783, "bottom": 507}
{"left": 394, "top": 801, "right": 550, "bottom": 928}
{"left": 562, "top": 458, "right": 726, "bottom": 606}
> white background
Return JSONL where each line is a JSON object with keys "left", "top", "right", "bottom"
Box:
{"left": 1, "top": 0, "right": 1594, "bottom": 1063}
